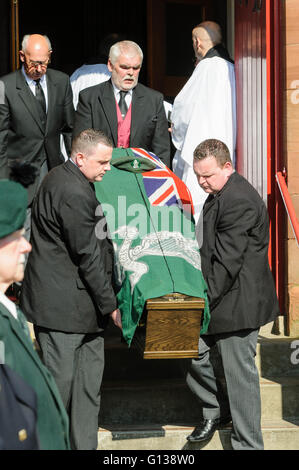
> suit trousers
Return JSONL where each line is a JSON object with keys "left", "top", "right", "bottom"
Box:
{"left": 34, "top": 326, "right": 105, "bottom": 450}
{"left": 186, "top": 328, "right": 264, "bottom": 450}
{"left": 24, "top": 159, "right": 49, "bottom": 245}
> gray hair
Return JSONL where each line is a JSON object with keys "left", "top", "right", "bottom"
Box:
{"left": 21, "top": 34, "right": 52, "bottom": 52}
{"left": 71, "top": 129, "right": 113, "bottom": 157}
{"left": 109, "top": 40, "right": 143, "bottom": 65}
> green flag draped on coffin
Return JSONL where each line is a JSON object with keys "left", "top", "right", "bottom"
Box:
{"left": 94, "top": 148, "right": 210, "bottom": 345}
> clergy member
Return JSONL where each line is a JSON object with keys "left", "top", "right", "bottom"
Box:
{"left": 171, "top": 21, "right": 236, "bottom": 222}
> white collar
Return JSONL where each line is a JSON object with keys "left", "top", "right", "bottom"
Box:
{"left": 22, "top": 65, "right": 47, "bottom": 87}
{"left": 0, "top": 291, "right": 17, "bottom": 319}
{"left": 111, "top": 81, "right": 133, "bottom": 97}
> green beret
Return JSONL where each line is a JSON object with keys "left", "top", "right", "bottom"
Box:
{"left": 0, "top": 179, "right": 28, "bottom": 239}
{"left": 111, "top": 148, "right": 156, "bottom": 173}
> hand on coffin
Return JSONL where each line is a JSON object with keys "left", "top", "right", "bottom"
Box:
{"left": 110, "top": 308, "right": 122, "bottom": 330}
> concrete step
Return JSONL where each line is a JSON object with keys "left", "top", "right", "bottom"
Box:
{"left": 256, "top": 336, "right": 299, "bottom": 378}
{"left": 260, "top": 377, "right": 299, "bottom": 420}
{"left": 97, "top": 419, "right": 299, "bottom": 450}
{"left": 99, "top": 376, "right": 299, "bottom": 425}
{"left": 103, "top": 324, "right": 299, "bottom": 382}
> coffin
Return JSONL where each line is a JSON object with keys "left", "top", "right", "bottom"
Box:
{"left": 94, "top": 148, "right": 210, "bottom": 347}
{"left": 133, "top": 293, "right": 204, "bottom": 359}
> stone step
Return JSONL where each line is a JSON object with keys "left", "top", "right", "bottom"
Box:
{"left": 99, "top": 376, "right": 299, "bottom": 425}
{"left": 97, "top": 419, "right": 299, "bottom": 450}
{"left": 256, "top": 336, "right": 299, "bottom": 378}
{"left": 260, "top": 377, "right": 299, "bottom": 420}
{"left": 103, "top": 324, "right": 299, "bottom": 381}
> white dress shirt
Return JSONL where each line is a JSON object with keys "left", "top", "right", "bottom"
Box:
{"left": 22, "top": 66, "right": 48, "bottom": 112}
{"left": 111, "top": 82, "right": 133, "bottom": 109}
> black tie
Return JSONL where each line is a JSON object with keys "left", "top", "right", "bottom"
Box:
{"left": 118, "top": 91, "right": 128, "bottom": 119}
{"left": 34, "top": 79, "right": 46, "bottom": 115}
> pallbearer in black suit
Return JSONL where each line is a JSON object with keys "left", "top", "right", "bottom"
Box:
{"left": 74, "top": 40, "right": 171, "bottom": 167}
{"left": 21, "top": 130, "right": 122, "bottom": 450}
{"left": 186, "top": 139, "right": 280, "bottom": 449}
{"left": 0, "top": 34, "right": 74, "bottom": 207}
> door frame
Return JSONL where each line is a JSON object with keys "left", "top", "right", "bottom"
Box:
{"left": 147, "top": 0, "right": 214, "bottom": 98}
{"left": 10, "top": 0, "right": 19, "bottom": 71}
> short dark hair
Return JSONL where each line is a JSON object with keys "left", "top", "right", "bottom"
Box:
{"left": 193, "top": 139, "right": 231, "bottom": 167}
{"left": 71, "top": 129, "right": 113, "bottom": 157}
{"left": 98, "top": 33, "right": 126, "bottom": 60}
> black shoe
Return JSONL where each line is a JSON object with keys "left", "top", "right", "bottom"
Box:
{"left": 187, "top": 416, "right": 231, "bottom": 443}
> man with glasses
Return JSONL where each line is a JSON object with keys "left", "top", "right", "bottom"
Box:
{"left": 0, "top": 34, "right": 74, "bottom": 231}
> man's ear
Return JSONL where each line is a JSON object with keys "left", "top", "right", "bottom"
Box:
{"left": 19, "top": 50, "right": 25, "bottom": 63}
{"left": 223, "top": 161, "right": 233, "bottom": 176}
{"left": 107, "top": 59, "right": 113, "bottom": 73}
{"left": 75, "top": 153, "right": 85, "bottom": 167}
{"left": 195, "top": 36, "right": 202, "bottom": 53}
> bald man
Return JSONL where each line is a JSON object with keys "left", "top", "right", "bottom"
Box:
{"left": 0, "top": 34, "right": 74, "bottom": 209}
{"left": 171, "top": 21, "right": 236, "bottom": 222}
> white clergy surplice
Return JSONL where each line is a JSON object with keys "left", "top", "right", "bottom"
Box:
{"left": 171, "top": 55, "right": 236, "bottom": 222}
{"left": 70, "top": 63, "right": 111, "bottom": 109}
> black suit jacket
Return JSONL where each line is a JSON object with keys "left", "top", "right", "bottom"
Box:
{"left": 201, "top": 171, "right": 280, "bottom": 334}
{"left": 20, "top": 160, "right": 117, "bottom": 333}
{"left": 0, "top": 365, "right": 39, "bottom": 450}
{"left": 0, "top": 68, "right": 74, "bottom": 205}
{"left": 73, "top": 80, "right": 171, "bottom": 167}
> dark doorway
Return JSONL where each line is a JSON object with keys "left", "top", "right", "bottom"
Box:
{"left": 18, "top": 0, "right": 148, "bottom": 82}
{"left": 17, "top": 0, "right": 227, "bottom": 94}
{"left": 0, "top": 1, "right": 11, "bottom": 76}
{"left": 147, "top": 0, "right": 227, "bottom": 99}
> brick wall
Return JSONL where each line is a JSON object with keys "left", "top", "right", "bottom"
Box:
{"left": 284, "top": 0, "right": 299, "bottom": 336}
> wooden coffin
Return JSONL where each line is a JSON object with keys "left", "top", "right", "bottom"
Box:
{"left": 133, "top": 293, "right": 204, "bottom": 359}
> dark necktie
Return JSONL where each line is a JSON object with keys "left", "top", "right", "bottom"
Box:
{"left": 118, "top": 91, "right": 128, "bottom": 119}
{"left": 34, "top": 79, "right": 46, "bottom": 115}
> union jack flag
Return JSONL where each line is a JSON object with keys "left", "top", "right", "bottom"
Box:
{"left": 131, "top": 148, "right": 194, "bottom": 215}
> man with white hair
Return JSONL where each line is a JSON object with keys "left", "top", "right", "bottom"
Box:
{"left": 74, "top": 40, "right": 170, "bottom": 166}
{"left": 171, "top": 21, "right": 236, "bottom": 221}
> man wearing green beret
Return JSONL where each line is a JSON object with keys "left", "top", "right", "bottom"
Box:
{"left": 0, "top": 179, "right": 70, "bottom": 450}
{"left": 21, "top": 129, "right": 121, "bottom": 450}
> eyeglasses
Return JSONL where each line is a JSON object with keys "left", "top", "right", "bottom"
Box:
{"left": 24, "top": 57, "right": 51, "bottom": 69}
